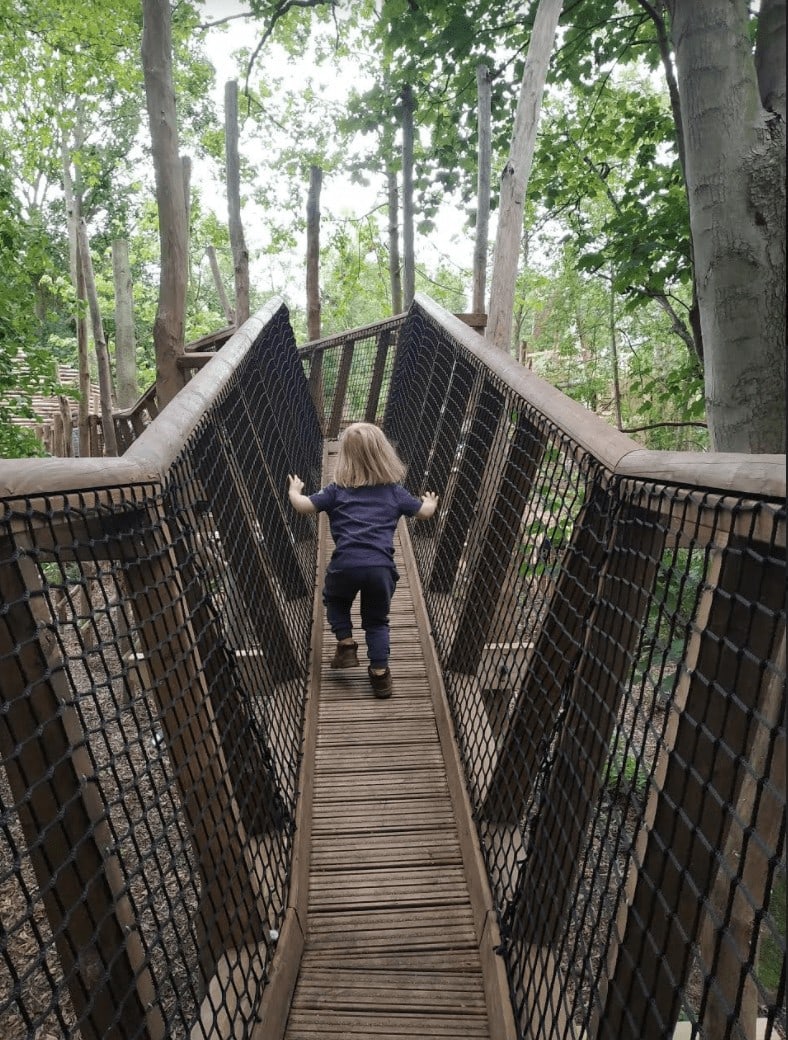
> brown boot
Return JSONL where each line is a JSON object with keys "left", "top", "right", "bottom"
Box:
{"left": 368, "top": 666, "right": 393, "bottom": 699}
{"left": 330, "top": 640, "right": 359, "bottom": 669}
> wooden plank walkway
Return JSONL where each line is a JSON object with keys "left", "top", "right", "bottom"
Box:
{"left": 284, "top": 490, "right": 492, "bottom": 1038}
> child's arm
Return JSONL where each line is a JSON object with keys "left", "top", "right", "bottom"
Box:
{"left": 415, "top": 490, "right": 439, "bottom": 520}
{"left": 287, "top": 474, "right": 317, "bottom": 515}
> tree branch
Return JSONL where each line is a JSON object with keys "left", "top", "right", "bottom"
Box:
{"left": 244, "top": 0, "right": 337, "bottom": 94}
{"left": 620, "top": 420, "right": 707, "bottom": 433}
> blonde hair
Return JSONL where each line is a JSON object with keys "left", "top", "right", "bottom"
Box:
{"left": 334, "top": 422, "right": 407, "bottom": 487}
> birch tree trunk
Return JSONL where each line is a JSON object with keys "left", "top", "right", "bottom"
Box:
{"left": 78, "top": 220, "right": 118, "bottom": 457}
{"left": 665, "top": 0, "right": 786, "bottom": 452}
{"left": 306, "top": 165, "right": 322, "bottom": 340}
{"left": 387, "top": 165, "right": 403, "bottom": 314}
{"left": 141, "top": 0, "right": 188, "bottom": 409}
{"left": 401, "top": 85, "right": 416, "bottom": 307}
{"left": 112, "top": 238, "right": 138, "bottom": 409}
{"left": 225, "top": 80, "right": 250, "bottom": 326}
{"left": 473, "top": 64, "right": 492, "bottom": 317}
{"left": 486, "top": 0, "right": 564, "bottom": 351}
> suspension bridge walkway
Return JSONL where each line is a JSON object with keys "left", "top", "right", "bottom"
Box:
{"left": 0, "top": 296, "right": 785, "bottom": 1040}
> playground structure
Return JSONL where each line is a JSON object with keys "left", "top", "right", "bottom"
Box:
{"left": 0, "top": 296, "right": 784, "bottom": 1039}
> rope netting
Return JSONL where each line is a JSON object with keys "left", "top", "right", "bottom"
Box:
{"left": 1, "top": 305, "right": 320, "bottom": 1039}
{"left": 385, "top": 300, "right": 786, "bottom": 1040}
{"left": 1, "top": 296, "right": 785, "bottom": 1040}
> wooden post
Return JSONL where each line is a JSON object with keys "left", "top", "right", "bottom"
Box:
{"left": 699, "top": 634, "right": 785, "bottom": 1040}
{"left": 78, "top": 219, "right": 118, "bottom": 457}
{"left": 206, "top": 244, "right": 235, "bottom": 324}
{"left": 306, "top": 165, "right": 322, "bottom": 341}
{"left": 307, "top": 350, "right": 325, "bottom": 432}
{"left": 112, "top": 238, "right": 139, "bottom": 410}
{"left": 122, "top": 513, "right": 268, "bottom": 980}
{"left": 141, "top": 0, "right": 188, "bottom": 408}
{"left": 364, "top": 328, "right": 393, "bottom": 423}
{"left": 387, "top": 164, "right": 403, "bottom": 313}
{"left": 486, "top": 0, "right": 564, "bottom": 351}
{"left": 482, "top": 475, "right": 613, "bottom": 821}
{"left": 164, "top": 489, "right": 293, "bottom": 838}
{"left": 596, "top": 530, "right": 787, "bottom": 1039}
{"left": 58, "top": 395, "right": 73, "bottom": 457}
{"left": 447, "top": 412, "right": 546, "bottom": 674}
{"left": 473, "top": 64, "right": 492, "bottom": 316}
{"left": 327, "top": 341, "right": 354, "bottom": 437}
{"left": 192, "top": 421, "right": 302, "bottom": 682}
{"left": 0, "top": 542, "right": 163, "bottom": 1040}
{"left": 401, "top": 84, "right": 416, "bottom": 307}
{"left": 516, "top": 503, "right": 666, "bottom": 959}
{"left": 429, "top": 378, "right": 505, "bottom": 593}
{"left": 225, "top": 80, "right": 250, "bottom": 325}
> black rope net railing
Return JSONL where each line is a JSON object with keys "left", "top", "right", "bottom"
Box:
{"left": 2, "top": 294, "right": 785, "bottom": 1040}
{"left": 298, "top": 314, "right": 405, "bottom": 436}
{"left": 385, "top": 298, "right": 786, "bottom": 1040}
{"left": 0, "top": 303, "right": 321, "bottom": 1039}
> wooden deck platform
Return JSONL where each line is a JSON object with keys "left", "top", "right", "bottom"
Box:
{"left": 282, "top": 466, "right": 496, "bottom": 1037}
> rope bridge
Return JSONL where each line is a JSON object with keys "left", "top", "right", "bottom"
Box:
{"left": 0, "top": 297, "right": 784, "bottom": 1039}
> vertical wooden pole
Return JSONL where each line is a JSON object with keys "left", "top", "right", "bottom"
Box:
{"left": 482, "top": 475, "right": 612, "bottom": 820}
{"left": 0, "top": 542, "right": 163, "bottom": 1040}
{"left": 597, "top": 532, "right": 786, "bottom": 1038}
{"left": 306, "top": 165, "right": 322, "bottom": 341}
{"left": 122, "top": 514, "right": 267, "bottom": 980}
{"left": 225, "top": 80, "right": 250, "bottom": 325}
{"left": 447, "top": 412, "right": 546, "bottom": 674}
{"left": 387, "top": 165, "right": 403, "bottom": 313}
{"left": 401, "top": 84, "right": 416, "bottom": 307}
{"left": 473, "top": 64, "right": 492, "bottom": 316}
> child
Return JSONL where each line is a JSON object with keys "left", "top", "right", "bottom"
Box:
{"left": 287, "top": 422, "right": 438, "bottom": 698}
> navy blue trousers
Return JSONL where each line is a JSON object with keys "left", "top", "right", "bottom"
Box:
{"left": 323, "top": 565, "right": 398, "bottom": 669}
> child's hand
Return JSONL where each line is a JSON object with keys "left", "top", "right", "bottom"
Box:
{"left": 287, "top": 474, "right": 316, "bottom": 515}
{"left": 416, "top": 491, "right": 439, "bottom": 520}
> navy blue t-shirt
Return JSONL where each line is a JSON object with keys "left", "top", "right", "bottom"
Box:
{"left": 309, "top": 483, "right": 422, "bottom": 571}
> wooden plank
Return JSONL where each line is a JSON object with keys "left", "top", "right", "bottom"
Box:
{"left": 282, "top": 448, "right": 493, "bottom": 1040}
{"left": 286, "top": 1011, "right": 490, "bottom": 1037}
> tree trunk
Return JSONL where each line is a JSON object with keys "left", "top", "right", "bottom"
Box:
{"left": 206, "top": 246, "right": 235, "bottom": 324}
{"left": 473, "top": 64, "right": 492, "bottom": 316}
{"left": 486, "top": 0, "right": 564, "bottom": 351}
{"left": 141, "top": 0, "right": 188, "bottom": 410}
{"left": 387, "top": 165, "right": 403, "bottom": 314}
{"left": 60, "top": 128, "right": 91, "bottom": 456}
{"left": 401, "top": 85, "right": 416, "bottom": 307}
{"left": 78, "top": 219, "right": 118, "bottom": 457}
{"left": 112, "top": 238, "right": 138, "bottom": 409}
{"left": 306, "top": 164, "right": 322, "bottom": 340}
{"left": 225, "top": 79, "right": 250, "bottom": 325}
{"left": 182, "top": 154, "right": 192, "bottom": 289}
{"left": 75, "top": 241, "right": 91, "bottom": 456}
{"left": 609, "top": 272, "right": 623, "bottom": 430}
{"left": 666, "top": 0, "right": 786, "bottom": 452}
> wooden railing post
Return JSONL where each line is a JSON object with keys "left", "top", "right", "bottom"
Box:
{"left": 164, "top": 490, "right": 293, "bottom": 838}
{"left": 191, "top": 421, "right": 302, "bottom": 682}
{"left": 326, "top": 340, "right": 354, "bottom": 437}
{"left": 429, "top": 377, "right": 505, "bottom": 594}
{"left": 121, "top": 510, "right": 269, "bottom": 983}
{"left": 447, "top": 411, "right": 547, "bottom": 675}
{"left": 512, "top": 501, "right": 666, "bottom": 972}
{"left": 0, "top": 540, "right": 163, "bottom": 1040}
{"left": 595, "top": 530, "right": 787, "bottom": 1039}
{"left": 481, "top": 473, "right": 613, "bottom": 821}
{"left": 364, "top": 328, "right": 393, "bottom": 423}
